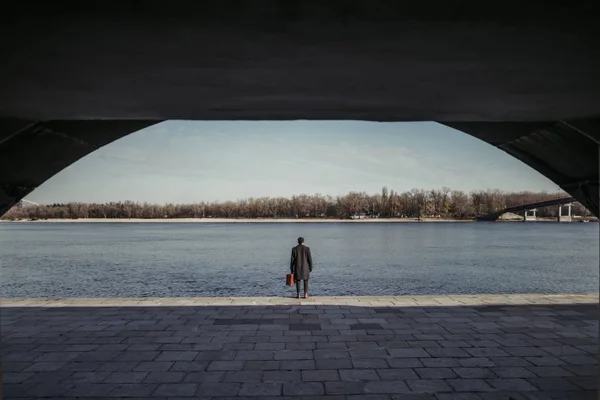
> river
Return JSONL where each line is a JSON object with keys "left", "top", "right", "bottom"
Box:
{"left": 0, "top": 222, "right": 597, "bottom": 298}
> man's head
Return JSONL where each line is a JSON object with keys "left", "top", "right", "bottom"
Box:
{"left": 297, "top": 237, "right": 304, "bottom": 244}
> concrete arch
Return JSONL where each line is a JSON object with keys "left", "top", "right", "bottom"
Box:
{"left": 1, "top": 1, "right": 599, "bottom": 216}
{"left": 1, "top": 119, "right": 598, "bottom": 217}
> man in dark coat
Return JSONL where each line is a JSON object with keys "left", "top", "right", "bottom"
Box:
{"left": 290, "top": 237, "right": 313, "bottom": 299}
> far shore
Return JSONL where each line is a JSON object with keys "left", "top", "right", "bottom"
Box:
{"left": 1, "top": 217, "right": 480, "bottom": 223}
{"left": 1, "top": 217, "right": 590, "bottom": 223}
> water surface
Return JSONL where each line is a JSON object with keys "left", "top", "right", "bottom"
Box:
{"left": 0, "top": 222, "right": 597, "bottom": 297}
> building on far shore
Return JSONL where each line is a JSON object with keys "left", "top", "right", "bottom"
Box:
{"left": 350, "top": 213, "right": 380, "bottom": 220}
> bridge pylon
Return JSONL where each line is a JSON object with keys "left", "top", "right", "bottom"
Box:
{"left": 523, "top": 209, "right": 537, "bottom": 221}
{"left": 558, "top": 203, "right": 572, "bottom": 223}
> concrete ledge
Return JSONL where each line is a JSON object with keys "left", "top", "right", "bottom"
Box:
{"left": 1, "top": 293, "right": 597, "bottom": 308}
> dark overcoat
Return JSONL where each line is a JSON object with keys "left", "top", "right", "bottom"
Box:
{"left": 291, "top": 244, "right": 313, "bottom": 280}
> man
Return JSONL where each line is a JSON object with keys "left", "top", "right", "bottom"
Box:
{"left": 290, "top": 237, "right": 313, "bottom": 299}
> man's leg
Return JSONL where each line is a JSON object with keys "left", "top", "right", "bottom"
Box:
{"left": 295, "top": 280, "right": 301, "bottom": 298}
{"left": 304, "top": 280, "right": 309, "bottom": 298}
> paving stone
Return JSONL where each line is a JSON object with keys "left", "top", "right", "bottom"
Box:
{"left": 275, "top": 350, "right": 314, "bottom": 360}
{"left": 238, "top": 382, "right": 282, "bottom": 396}
{"left": 221, "top": 370, "right": 263, "bottom": 382}
{"left": 458, "top": 358, "right": 496, "bottom": 367}
{"left": 453, "top": 367, "right": 497, "bottom": 379}
{"left": 207, "top": 360, "right": 245, "bottom": 371}
{"left": 155, "top": 351, "right": 198, "bottom": 361}
{"left": 490, "top": 367, "right": 536, "bottom": 378}
{"left": 116, "top": 351, "right": 159, "bottom": 362}
{"left": 488, "top": 357, "right": 531, "bottom": 367}
{"left": 314, "top": 350, "right": 350, "bottom": 359}
{"left": 244, "top": 360, "right": 280, "bottom": 370}
{"left": 94, "top": 344, "right": 129, "bottom": 352}
{"left": 352, "top": 359, "right": 390, "bottom": 369}
{"left": 234, "top": 350, "right": 276, "bottom": 360}
{"left": 364, "top": 380, "right": 411, "bottom": 394}
{"left": 129, "top": 343, "right": 162, "bottom": 351}
{"left": 32, "top": 352, "right": 82, "bottom": 362}
{"left": 195, "top": 382, "right": 241, "bottom": 396}
{"left": 302, "top": 369, "right": 340, "bottom": 382}
{"left": 19, "top": 382, "right": 73, "bottom": 398}
{"left": 325, "top": 381, "right": 366, "bottom": 394}
{"left": 408, "top": 340, "right": 443, "bottom": 348}
{"left": 289, "top": 324, "right": 322, "bottom": 331}
{"left": 527, "top": 366, "right": 574, "bottom": 377}
{"left": 407, "top": 379, "right": 453, "bottom": 393}
{"left": 527, "top": 377, "right": 581, "bottom": 391}
{"left": 316, "top": 359, "right": 353, "bottom": 369}
{"left": 486, "top": 378, "right": 538, "bottom": 391}
{"left": 468, "top": 340, "right": 501, "bottom": 348}
{"left": 133, "top": 361, "right": 174, "bottom": 371}
{"left": 389, "top": 348, "right": 430, "bottom": 358}
{"left": 104, "top": 371, "right": 148, "bottom": 383}
{"left": 420, "top": 358, "right": 457, "bottom": 368}
{"left": 283, "top": 382, "right": 326, "bottom": 395}
{"left": 20, "top": 371, "right": 74, "bottom": 384}
{"left": 375, "top": 367, "right": 419, "bottom": 381}
{"left": 560, "top": 355, "right": 597, "bottom": 365}
{"left": 263, "top": 370, "right": 301, "bottom": 382}
{"left": 284, "top": 360, "right": 317, "bottom": 370}
{"left": 447, "top": 379, "right": 495, "bottom": 392}
{"left": 23, "top": 362, "right": 67, "bottom": 372}
{"left": 151, "top": 382, "right": 198, "bottom": 396}
{"left": 339, "top": 369, "right": 380, "bottom": 381}
{"left": 436, "top": 394, "right": 483, "bottom": 400}
{"left": 255, "top": 342, "right": 286, "bottom": 351}
{"left": 466, "top": 348, "right": 510, "bottom": 357}
{"left": 143, "top": 371, "right": 186, "bottom": 383}
{"left": 1, "top": 372, "right": 35, "bottom": 384}
{"left": 351, "top": 349, "right": 390, "bottom": 359}
{"left": 65, "top": 383, "right": 117, "bottom": 397}
{"left": 170, "top": 360, "right": 209, "bottom": 371}
{"left": 414, "top": 367, "right": 456, "bottom": 379}
{"left": 503, "top": 347, "right": 550, "bottom": 357}
{"left": 540, "top": 346, "right": 586, "bottom": 356}
{"left": 286, "top": 342, "right": 317, "bottom": 350}
{"left": 351, "top": 324, "right": 383, "bottom": 330}
{"left": 184, "top": 371, "right": 226, "bottom": 383}
{"left": 439, "top": 340, "right": 471, "bottom": 348}
{"left": 217, "top": 318, "right": 272, "bottom": 325}
{"left": 567, "top": 376, "right": 597, "bottom": 391}
{"left": 195, "top": 350, "right": 236, "bottom": 361}
{"left": 425, "top": 348, "right": 471, "bottom": 358}
{"left": 108, "top": 383, "right": 158, "bottom": 396}
{"left": 524, "top": 357, "right": 565, "bottom": 366}
{"left": 563, "top": 365, "right": 597, "bottom": 376}
{"left": 97, "top": 361, "right": 140, "bottom": 371}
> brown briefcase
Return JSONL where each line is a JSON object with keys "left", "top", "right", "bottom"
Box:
{"left": 286, "top": 273, "right": 295, "bottom": 286}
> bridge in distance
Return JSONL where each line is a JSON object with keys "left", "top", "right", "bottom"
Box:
{"left": 478, "top": 197, "right": 577, "bottom": 221}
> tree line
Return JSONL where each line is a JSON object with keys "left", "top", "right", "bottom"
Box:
{"left": 2, "top": 187, "right": 590, "bottom": 221}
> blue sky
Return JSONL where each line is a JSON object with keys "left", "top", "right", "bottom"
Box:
{"left": 27, "top": 121, "right": 560, "bottom": 204}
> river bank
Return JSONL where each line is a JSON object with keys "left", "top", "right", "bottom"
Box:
{"left": 2, "top": 217, "right": 595, "bottom": 223}
{"left": 0, "top": 217, "right": 477, "bottom": 223}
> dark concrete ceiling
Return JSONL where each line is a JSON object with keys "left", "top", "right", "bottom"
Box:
{"left": 1, "top": 1, "right": 599, "bottom": 121}
{"left": 0, "top": 1, "right": 598, "bottom": 217}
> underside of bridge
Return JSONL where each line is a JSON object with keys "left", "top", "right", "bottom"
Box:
{"left": 0, "top": 1, "right": 599, "bottom": 216}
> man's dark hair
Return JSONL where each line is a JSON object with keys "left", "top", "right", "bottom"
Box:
{"left": 297, "top": 237, "right": 304, "bottom": 244}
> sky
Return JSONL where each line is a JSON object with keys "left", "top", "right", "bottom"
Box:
{"left": 26, "top": 121, "right": 560, "bottom": 204}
